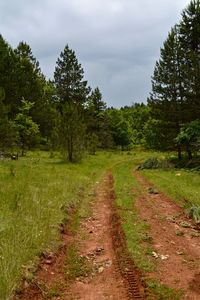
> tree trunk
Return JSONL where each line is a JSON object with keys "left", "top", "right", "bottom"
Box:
{"left": 186, "top": 143, "right": 192, "bottom": 160}
{"left": 177, "top": 144, "right": 182, "bottom": 160}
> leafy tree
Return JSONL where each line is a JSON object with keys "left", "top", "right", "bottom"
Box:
{"left": 143, "top": 118, "right": 176, "bottom": 150}
{"left": 54, "top": 45, "right": 90, "bottom": 161}
{"left": 107, "top": 108, "right": 132, "bottom": 150}
{"left": 175, "top": 120, "right": 200, "bottom": 159}
{"left": 121, "top": 103, "right": 150, "bottom": 145}
{"left": 15, "top": 99, "right": 39, "bottom": 155}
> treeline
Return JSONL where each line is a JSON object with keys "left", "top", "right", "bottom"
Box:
{"left": 1, "top": 0, "right": 200, "bottom": 161}
{"left": 0, "top": 35, "right": 149, "bottom": 161}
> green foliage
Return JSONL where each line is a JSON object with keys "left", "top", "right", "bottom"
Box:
{"left": 106, "top": 108, "right": 132, "bottom": 150}
{"left": 86, "top": 87, "right": 108, "bottom": 149}
{"left": 0, "top": 110, "right": 17, "bottom": 151}
{"left": 59, "top": 103, "right": 86, "bottom": 162}
{"left": 139, "top": 157, "right": 160, "bottom": 170}
{"left": 175, "top": 120, "right": 200, "bottom": 159}
{"left": 86, "top": 132, "right": 99, "bottom": 155}
{"left": 54, "top": 44, "right": 89, "bottom": 106}
{"left": 139, "top": 157, "right": 173, "bottom": 170}
{"left": 54, "top": 45, "right": 90, "bottom": 161}
{"left": 148, "top": 1, "right": 200, "bottom": 155}
{"left": 15, "top": 99, "right": 39, "bottom": 154}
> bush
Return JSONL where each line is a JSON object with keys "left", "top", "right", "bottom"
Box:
{"left": 138, "top": 157, "right": 173, "bottom": 170}
{"left": 138, "top": 157, "right": 160, "bottom": 170}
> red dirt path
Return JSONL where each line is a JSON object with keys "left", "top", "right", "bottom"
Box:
{"left": 15, "top": 172, "right": 143, "bottom": 300}
{"left": 134, "top": 171, "right": 200, "bottom": 300}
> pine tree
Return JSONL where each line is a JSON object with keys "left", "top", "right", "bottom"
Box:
{"left": 148, "top": 26, "right": 185, "bottom": 156}
{"left": 14, "top": 41, "right": 45, "bottom": 120}
{"left": 54, "top": 45, "right": 89, "bottom": 107}
{"left": 86, "top": 87, "right": 107, "bottom": 149}
{"left": 0, "top": 35, "right": 19, "bottom": 116}
{"left": 179, "top": 0, "right": 200, "bottom": 120}
{"left": 54, "top": 45, "right": 90, "bottom": 162}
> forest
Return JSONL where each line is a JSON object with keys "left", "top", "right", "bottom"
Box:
{"left": 1, "top": 1, "right": 200, "bottom": 300}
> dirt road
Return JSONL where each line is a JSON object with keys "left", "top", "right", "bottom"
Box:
{"left": 134, "top": 171, "right": 200, "bottom": 300}
{"left": 16, "top": 172, "right": 144, "bottom": 300}
{"left": 15, "top": 169, "right": 200, "bottom": 299}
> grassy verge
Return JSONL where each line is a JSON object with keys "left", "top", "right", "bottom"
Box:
{"left": 112, "top": 159, "right": 154, "bottom": 272}
{"left": 112, "top": 155, "right": 182, "bottom": 299}
{"left": 0, "top": 150, "right": 131, "bottom": 299}
{"left": 142, "top": 169, "right": 200, "bottom": 208}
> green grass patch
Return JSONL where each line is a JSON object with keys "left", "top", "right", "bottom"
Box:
{"left": 64, "top": 245, "right": 91, "bottom": 281}
{"left": 0, "top": 150, "right": 132, "bottom": 299}
{"left": 142, "top": 168, "right": 200, "bottom": 208}
{"left": 146, "top": 279, "right": 183, "bottom": 300}
{"left": 112, "top": 159, "right": 154, "bottom": 272}
{"left": 112, "top": 154, "right": 182, "bottom": 299}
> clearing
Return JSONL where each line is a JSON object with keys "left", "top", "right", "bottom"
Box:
{"left": 8, "top": 153, "right": 200, "bottom": 299}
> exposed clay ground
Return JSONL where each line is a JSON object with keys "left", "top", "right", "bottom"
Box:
{"left": 134, "top": 171, "right": 200, "bottom": 300}
{"left": 15, "top": 172, "right": 144, "bottom": 300}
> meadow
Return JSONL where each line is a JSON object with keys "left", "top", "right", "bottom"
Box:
{"left": 1, "top": 150, "right": 200, "bottom": 299}
{"left": 0, "top": 151, "right": 129, "bottom": 299}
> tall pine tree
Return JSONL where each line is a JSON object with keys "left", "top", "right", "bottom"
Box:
{"left": 148, "top": 26, "right": 185, "bottom": 156}
{"left": 54, "top": 45, "right": 90, "bottom": 161}
{"left": 179, "top": 0, "right": 200, "bottom": 120}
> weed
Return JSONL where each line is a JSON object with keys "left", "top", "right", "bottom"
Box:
{"left": 175, "top": 230, "right": 184, "bottom": 236}
{"left": 46, "top": 285, "right": 62, "bottom": 298}
{"left": 146, "top": 278, "right": 183, "bottom": 300}
{"left": 188, "top": 205, "right": 200, "bottom": 223}
{"left": 65, "top": 245, "right": 91, "bottom": 280}
{"left": 139, "top": 157, "right": 160, "bottom": 170}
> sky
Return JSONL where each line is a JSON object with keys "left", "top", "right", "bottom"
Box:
{"left": 0, "top": 0, "right": 189, "bottom": 107}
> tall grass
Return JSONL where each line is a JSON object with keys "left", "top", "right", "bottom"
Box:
{"left": 0, "top": 151, "right": 128, "bottom": 299}
{"left": 142, "top": 169, "right": 200, "bottom": 207}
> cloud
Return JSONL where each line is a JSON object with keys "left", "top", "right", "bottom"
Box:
{"left": 0, "top": 0, "right": 189, "bottom": 107}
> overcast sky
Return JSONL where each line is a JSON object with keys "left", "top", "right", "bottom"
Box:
{"left": 0, "top": 0, "right": 189, "bottom": 107}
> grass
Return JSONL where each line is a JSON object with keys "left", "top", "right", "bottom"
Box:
{"left": 112, "top": 153, "right": 183, "bottom": 299}
{"left": 64, "top": 245, "right": 91, "bottom": 280}
{"left": 112, "top": 158, "right": 155, "bottom": 272}
{"left": 141, "top": 168, "right": 200, "bottom": 208}
{"left": 146, "top": 279, "right": 183, "bottom": 300}
{"left": 0, "top": 150, "right": 131, "bottom": 300}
